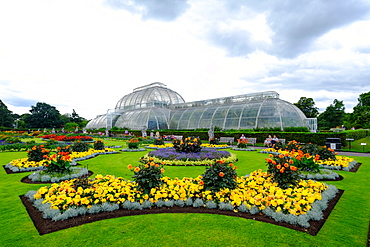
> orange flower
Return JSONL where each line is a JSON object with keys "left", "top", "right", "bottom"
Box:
{"left": 314, "top": 154, "right": 320, "bottom": 161}
{"left": 279, "top": 168, "right": 285, "bottom": 173}
{"left": 199, "top": 180, "right": 204, "bottom": 185}
{"left": 219, "top": 172, "right": 225, "bottom": 177}
{"left": 284, "top": 163, "right": 289, "bottom": 168}
{"left": 134, "top": 167, "right": 140, "bottom": 172}
{"left": 279, "top": 154, "right": 284, "bottom": 158}
{"left": 272, "top": 160, "right": 277, "bottom": 165}
{"left": 233, "top": 166, "right": 237, "bottom": 170}
{"left": 160, "top": 168, "right": 165, "bottom": 173}
{"left": 229, "top": 163, "right": 234, "bottom": 167}
{"left": 127, "top": 164, "right": 133, "bottom": 170}
{"left": 290, "top": 166, "right": 298, "bottom": 171}
{"left": 289, "top": 159, "right": 294, "bottom": 164}
{"left": 276, "top": 164, "right": 281, "bottom": 169}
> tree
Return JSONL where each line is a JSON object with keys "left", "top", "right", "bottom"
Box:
{"left": 24, "top": 102, "right": 63, "bottom": 128}
{"left": 318, "top": 99, "right": 345, "bottom": 129}
{"left": 0, "top": 100, "right": 14, "bottom": 128}
{"left": 348, "top": 91, "right": 370, "bottom": 129}
{"left": 293, "top": 97, "right": 319, "bottom": 118}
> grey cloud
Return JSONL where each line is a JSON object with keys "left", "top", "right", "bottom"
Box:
{"left": 207, "top": 28, "right": 266, "bottom": 57}
{"left": 2, "top": 96, "right": 37, "bottom": 108}
{"left": 267, "top": 0, "right": 370, "bottom": 58}
{"left": 105, "top": 0, "right": 190, "bottom": 21}
{"left": 203, "top": 0, "right": 370, "bottom": 58}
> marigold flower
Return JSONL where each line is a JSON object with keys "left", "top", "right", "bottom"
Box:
{"left": 279, "top": 168, "right": 285, "bottom": 173}
{"left": 199, "top": 180, "right": 204, "bottom": 185}
{"left": 127, "top": 164, "right": 133, "bottom": 170}
{"left": 284, "top": 163, "right": 289, "bottom": 168}
{"left": 276, "top": 164, "right": 281, "bottom": 169}
{"left": 290, "top": 166, "right": 298, "bottom": 171}
{"left": 219, "top": 172, "right": 225, "bottom": 177}
{"left": 160, "top": 168, "right": 165, "bottom": 173}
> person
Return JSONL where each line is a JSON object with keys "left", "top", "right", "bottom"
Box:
{"left": 271, "top": 135, "right": 279, "bottom": 146}
{"left": 240, "top": 134, "right": 246, "bottom": 140}
{"left": 265, "top": 135, "right": 272, "bottom": 147}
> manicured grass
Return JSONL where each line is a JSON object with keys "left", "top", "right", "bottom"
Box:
{"left": 0, "top": 139, "right": 369, "bottom": 246}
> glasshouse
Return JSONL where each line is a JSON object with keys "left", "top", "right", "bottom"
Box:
{"left": 86, "top": 82, "right": 317, "bottom": 131}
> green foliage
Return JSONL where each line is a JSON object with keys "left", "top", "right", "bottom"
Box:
{"left": 71, "top": 141, "right": 90, "bottom": 152}
{"left": 300, "top": 143, "right": 336, "bottom": 161}
{"left": 45, "top": 152, "right": 72, "bottom": 174}
{"left": 153, "top": 138, "right": 164, "bottom": 145}
{"left": 237, "top": 139, "right": 248, "bottom": 148}
{"left": 348, "top": 91, "right": 370, "bottom": 129}
{"left": 283, "top": 127, "right": 309, "bottom": 132}
{"left": 253, "top": 127, "right": 281, "bottom": 132}
{"left": 293, "top": 97, "right": 319, "bottom": 118}
{"left": 27, "top": 145, "right": 49, "bottom": 162}
{"left": 0, "top": 100, "right": 14, "bottom": 127}
{"left": 25, "top": 102, "right": 63, "bottom": 128}
{"left": 173, "top": 136, "right": 202, "bottom": 153}
{"left": 292, "top": 154, "right": 320, "bottom": 173}
{"left": 209, "top": 138, "right": 219, "bottom": 145}
{"left": 318, "top": 99, "right": 345, "bottom": 129}
{"left": 127, "top": 138, "right": 140, "bottom": 149}
{"left": 93, "top": 140, "right": 105, "bottom": 150}
{"left": 201, "top": 160, "right": 237, "bottom": 192}
{"left": 266, "top": 154, "right": 300, "bottom": 189}
{"left": 129, "top": 160, "right": 165, "bottom": 194}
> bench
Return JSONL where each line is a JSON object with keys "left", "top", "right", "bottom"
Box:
{"left": 246, "top": 138, "right": 257, "bottom": 146}
{"left": 264, "top": 138, "right": 286, "bottom": 146}
{"left": 220, "top": 137, "right": 235, "bottom": 144}
{"left": 173, "top": 135, "right": 183, "bottom": 140}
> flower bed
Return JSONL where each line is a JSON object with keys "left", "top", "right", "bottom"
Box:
{"left": 5, "top": 148, "right": 117, "bottom": 173}
{"left": 147, "top": 143, "right": 229, "bottom": 149}
{"left": 26, "top": 170, "right": 338, "bottom": 228}
{"left": 260, "top": 148, "right": 357, "bottom": 171}
{"left": 231, "top": 147, "right": 256, "bottom": 151}
{"left": 41, "top": 134, "right": 93, "bottom": 142}
{"left": 142, "top": 148, "right": 237, "bottom": 166}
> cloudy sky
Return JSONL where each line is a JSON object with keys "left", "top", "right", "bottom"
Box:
{"left": 1, "top": 0, "right": 370, "bottom": 120}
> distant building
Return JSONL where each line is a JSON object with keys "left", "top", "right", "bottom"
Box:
{"left": 86, "top": 82, "right": 317, "bottom": 131}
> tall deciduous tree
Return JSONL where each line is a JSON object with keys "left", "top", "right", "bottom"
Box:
{"left": 318, "top": 99, "right": 345, "bottom": 129}
{"left": 294, "top": 97, "right": 319, "bottom": 118}
{"left": 0, "top": 100, "right": 14, "bottom": 127}
{"left": 349, "top": 91, "right": 370, "bottom": 129}
{"left": 24, "top": 102, "right": 63, "bottom": 128}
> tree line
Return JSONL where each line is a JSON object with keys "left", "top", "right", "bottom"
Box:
{"left": 0, "top": 101, "right": 88, "bottom": 130}
{"left": 294, "top": 91, "right": 370, "bottom": 130}
{"left": 1, "top": 91, "right": 369, "bottom": 130}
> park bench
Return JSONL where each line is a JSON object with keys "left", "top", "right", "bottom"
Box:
{"left": 173, "top": 135, "right": 183, "bottom": 140}
{"left": 220, "top": 137, "right": 235, "bottom": 144}
{"left": 246, "top": 138, "right": 257, "bottom": 146}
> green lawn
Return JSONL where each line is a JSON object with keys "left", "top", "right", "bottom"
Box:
{"left": 0, "top": 139, "right": 369, "bottom": 246}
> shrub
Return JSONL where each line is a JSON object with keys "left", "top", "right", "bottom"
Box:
{"left": 173, "top": 136, "right": 202, "bottom": 153}
{"left": 128, "top": 159, "right": 165, "bottom": 194}
{"left": 266, "top": 154, "right": 300, "bottom": 189}
{"left": 127, "top": 138, "right": 140, "bottom": 149}
{"left": 45, "top": 151, "right": 72, "bottom": 174}
{"left": 153, "top": 138, "right": 164, "bottom": 145}
{"left": 292, "top": 151, "right": 320, "bottom": 173}
{"left": 72, "top": 141, "right": 90, "bottom": 152}
{"left": 201, "top": 160, "right": 237, "bottom": 192}
{"left": 27, "top": 145, "right": 50, "bottom": 162}
{"left": 209, "top": 138, "right": 219, "bottom": 145}
{"left": 237, "top": 139, "right": 248, "bottom": 148}
{"left": 300, "top": 143, "right": 336, "bottom": 161}
{"left": 93, "top": 140, "right": 105, "bottom": 150}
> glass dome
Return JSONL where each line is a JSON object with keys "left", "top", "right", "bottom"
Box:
{"left": 85, "top": 114, "right": 107, "bottom": 129}
{"left": 86, "top": 84, "right": 315, "bottom": 131}
{"left": 115, "top": 82, "right": 185, "bottom": 111}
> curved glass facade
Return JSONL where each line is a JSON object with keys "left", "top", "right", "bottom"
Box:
{"left": 115, "top": 82, "right": 185, "bottom": 111}
{"left": 86, "top": 83, "right": 316, "bottom": 131}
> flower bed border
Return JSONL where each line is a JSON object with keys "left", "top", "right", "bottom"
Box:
{"left": 120, "top": 148, "right": 147, "bottom": 152}
{"left": 3, "top": 151, "right": 119, "bottom": 174}
{"left": 19, "top": 188, "right": 344, "bottom": 236}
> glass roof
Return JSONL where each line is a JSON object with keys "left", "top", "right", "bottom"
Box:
{"left": 115, "top": 82, "right": 185, "bottom": 111}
